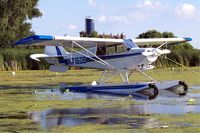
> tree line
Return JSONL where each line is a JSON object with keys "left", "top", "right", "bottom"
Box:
{"left": 0, "top": 0, "right": 41, "bottom": 48}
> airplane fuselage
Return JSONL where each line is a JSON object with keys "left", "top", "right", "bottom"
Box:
{"left": 46, "top": 47, "right": 157, "bottom": 70}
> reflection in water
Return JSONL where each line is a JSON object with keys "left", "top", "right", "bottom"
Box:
{"left": 28, "top": 106, "right": 158, "bottom": 129}
{"left": 28, "top": 103, "right": 200, "bottom": 129}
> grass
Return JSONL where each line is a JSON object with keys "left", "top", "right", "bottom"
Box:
{"left": 51, "top": 124, "right": 131, "bottom": 133}
{"left": 0, "top": 67, "right": 200, "bottom": 87}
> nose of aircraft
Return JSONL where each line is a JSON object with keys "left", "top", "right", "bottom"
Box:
{"left": 142, "top": 48, "right": 158, "bottom": 62}
{"left": 142, "top": 48, "right": 170, "bottom": 56}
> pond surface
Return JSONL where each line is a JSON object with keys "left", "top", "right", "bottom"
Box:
{"left": 26, "top": 85, "right": 200, "bottom": 129}
{"left": 0, "top": 85, "right": 200, "bottom": 131}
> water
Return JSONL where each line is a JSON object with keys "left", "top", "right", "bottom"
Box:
{"left": 33, "top": 86, "right": 200, "bottom": 115}
{"left": 25, "top": 85, "right": 200, "bottom": 129}
{"left": 28, "top": 103, "right": 200, "bottom": 129}
{"left": 28, "top": 108, "right": 154, "bottom": 129}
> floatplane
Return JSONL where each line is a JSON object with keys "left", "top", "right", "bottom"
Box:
{"left": 15, "top": 35, "right": 191, "bottom": 99}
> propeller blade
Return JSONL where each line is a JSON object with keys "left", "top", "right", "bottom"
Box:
{"left": 155, "top": 49, "right": 171, "bottom": 55}
{"left": 160, "top": 49, "right": 171, "bottom": 54}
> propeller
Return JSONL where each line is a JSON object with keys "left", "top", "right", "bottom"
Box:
{"left": 153, "top": 48, "right": 171, "bottom": 56}
{"left": 142, "top": 42, "right": 171, "bottom": 62}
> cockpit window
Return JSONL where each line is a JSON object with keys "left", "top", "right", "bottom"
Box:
{"left": 96, "top": 43, "right": 127, "bottom": 56}
{"left": 123, "top": 39, "right": 138, "bottom": 51}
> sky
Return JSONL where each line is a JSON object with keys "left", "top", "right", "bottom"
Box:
{"left": 31, "top": 0, "right": 200, "bottom": 48}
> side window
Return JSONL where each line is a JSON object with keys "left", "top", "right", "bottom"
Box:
{"left": 96, "top": 43, "right": 127, "bottom": 56}
{"left": 107, "top": 44, "right": 126, "bottom": 54}
{"left": 96, "top": 43, "right": 106, "bottom": 56}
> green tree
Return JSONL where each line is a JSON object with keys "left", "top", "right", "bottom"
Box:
{"left": 163, "top": 31, "right": 175, "bottom": 38}
{"left": 137, "top": 29, "right": 163, "bottom": 38}
{"left": 91, "top": 31, "right": 98, "bottom": 38}
{"left": 0, "top": 0, "right": 42, "bottom": 48}
{"left": 170, "top": 42, "right": 193, "bottom": 50}
{"left": 137, "top": 29, "right": 193, "bottom": 50}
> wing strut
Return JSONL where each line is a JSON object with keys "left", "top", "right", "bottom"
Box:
{"left": 136, "top": 69, "right": 155, "bottom": 82}
{"left": 67, "top": 46, "right": 107, "bottom": 66}
{"left": 163, "top": 55, "right": 200, "bottom": 76}
{"left": 157, "top": 42, "right": 167, "bottom": 49}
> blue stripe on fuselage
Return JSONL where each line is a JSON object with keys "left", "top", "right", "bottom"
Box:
{"left": 58, "top": 52, "right": 142, "bottom": 65}
{"left": 55, "top": 46, "right": 63, "bottom": 63}
{"left": 98, "top": 52, "right": 141, "bottom": 60}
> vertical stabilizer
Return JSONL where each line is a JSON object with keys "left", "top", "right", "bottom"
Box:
{"left": 44, "top": 45, "right": 70, "bottom": 57}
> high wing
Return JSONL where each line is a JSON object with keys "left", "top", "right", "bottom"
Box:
{"left": 133, "top": 37, "right": 192, "bottom": 46}
{"left": 14, "top": 35, "right": 123, "bottom": 47}
{"left": 14, "top": 35, "right": 192, "bottom": 47}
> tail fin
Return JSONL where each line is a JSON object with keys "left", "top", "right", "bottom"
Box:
{"left": 30, "top": 45, "right": 70, "bottom": 72}
{"left": 44, "top": 45, "right": 70, "bottom": 72}
{"left": 44, "top": 45, "right": 70, "bottom": 57}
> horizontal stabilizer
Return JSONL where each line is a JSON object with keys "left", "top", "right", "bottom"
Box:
{"left": 30, "top": 54, "right": 63, "bottom": 61}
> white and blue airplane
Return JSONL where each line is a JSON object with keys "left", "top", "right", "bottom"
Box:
{"left": 15, "top": 35, "right": 191, "bottom": 99}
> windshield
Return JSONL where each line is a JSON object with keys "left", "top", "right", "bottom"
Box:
{"left": 123, "top": 39, "right": 138, "bottom": 51}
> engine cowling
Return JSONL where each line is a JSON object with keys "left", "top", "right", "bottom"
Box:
{"left": 142, "top": 48, "right": 171, "bottom": 62}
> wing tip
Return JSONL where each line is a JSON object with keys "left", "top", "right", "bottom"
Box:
{"left": 184, "top": 37, "right": 192, "bottom": 42}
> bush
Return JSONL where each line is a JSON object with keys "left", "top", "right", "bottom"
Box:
{"left": 0, "top": 47, "right": 49, "bottom": 70}
{"left": 155, "top": 49, "right": 200, "bottom": 68}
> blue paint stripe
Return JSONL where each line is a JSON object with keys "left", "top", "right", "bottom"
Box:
{"left": 184, "top": 37, "right": 192, "bottom": 41}
{"left": 98, "top": 52, "right": 141, "bottom": 60}
{"left": 55, "top": 46, "right": 62, "bottom": 55}
{"left": 14, "top": 35, "right": 54, "bottom": 45}
{"left": 90, "top": 84, "right": 147, "bottom": 90}
{"left": 65, "top": 84, "right": 148, "bottom": 92}
{"left": 55, "top": 46, "right": 63, "bottom": 64}
{"left": 88, "top": 91, "right": 130, "bottom": 97}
